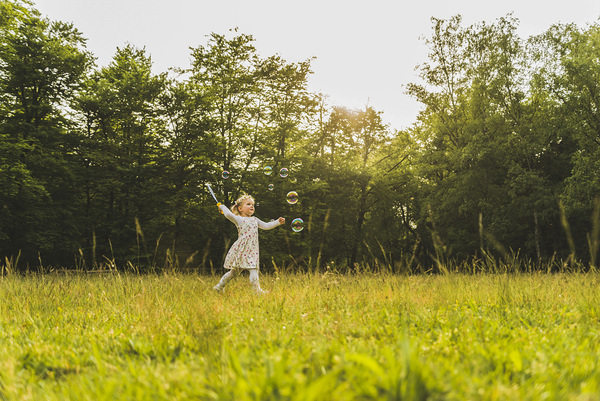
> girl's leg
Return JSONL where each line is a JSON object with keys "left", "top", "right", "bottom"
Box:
{"left": 213, "top": 269, "right": 239, "bottom": 291}
{"left": 249, "top": 269, "right": 267, "bottom": 294}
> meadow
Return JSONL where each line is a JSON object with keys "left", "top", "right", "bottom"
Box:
{"left": 1, "top": 269, "right": 600, "bottom": 400}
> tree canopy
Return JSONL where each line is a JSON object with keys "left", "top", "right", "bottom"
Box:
{"left": 1, "top": 0, "right": 599, "bottom": 272}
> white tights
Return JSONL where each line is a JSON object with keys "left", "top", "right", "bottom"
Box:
{"left": 214, "top": 269, "right": 264, "bottom": 293}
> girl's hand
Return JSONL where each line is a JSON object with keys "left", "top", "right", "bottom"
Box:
{"left": 278, "top": 217, "right": 285, "bottom": 225}
{"left": 217, "top": 203, "right": 223, "bottom": 214}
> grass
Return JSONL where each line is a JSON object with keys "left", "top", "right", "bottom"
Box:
{"left": 1, "top": 270, "right": 600, "bottom": 400}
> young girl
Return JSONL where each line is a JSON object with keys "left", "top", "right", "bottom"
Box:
{"left": 213, "top": 194, "right": 285, "bottom": 294}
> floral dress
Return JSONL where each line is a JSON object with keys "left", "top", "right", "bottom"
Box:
{"left": 219, "top": 205, "right": 280, "bottom": 270}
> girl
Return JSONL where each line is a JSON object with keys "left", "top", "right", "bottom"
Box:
{"left": 213, "top": 194, "right": 285, "bottom": 294}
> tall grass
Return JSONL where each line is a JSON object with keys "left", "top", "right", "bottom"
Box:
{"left": 1, "top": 270, "right": 600, "bottom": 400}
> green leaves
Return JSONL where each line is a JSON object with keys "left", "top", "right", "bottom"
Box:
{"left": 407, "top": 15, "right": 600, "bottom": 264}
{"left": 2, "top": 1, "right": 600, "bottom": 269}
{"left": 0, "top": 2, "right": 93, "bottom": 264}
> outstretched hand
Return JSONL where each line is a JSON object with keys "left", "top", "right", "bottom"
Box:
{"left": 278, "top": 217, "right": 285, "bottom": 225}
{"left": 217, "top": 203, "right": 223, "bottom": 214}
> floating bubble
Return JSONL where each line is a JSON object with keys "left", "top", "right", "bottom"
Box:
{"left": 264, "top": 166, "right": 273, "bottom": 176}
{"left": 222, "top": 171, "right": 229, "bottom": 179}
{"left": 291, "top": 218, "right": 304, "bottom": 232}
{"left": 286, "top": 191, "right": 298, "bottom": 205}
{"left": 279, "top": 167, "right": 289, "bottom": 178}
{"left": 268, "top": 183, "right": 274, "bottom": 191}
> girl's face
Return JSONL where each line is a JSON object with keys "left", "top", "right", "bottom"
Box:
{"left": 238, "top": 198, "right": 255, "bottom": 217}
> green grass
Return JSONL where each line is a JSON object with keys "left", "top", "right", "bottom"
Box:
{"left": 1, "top": 270, "right": 600, "bottom": 400}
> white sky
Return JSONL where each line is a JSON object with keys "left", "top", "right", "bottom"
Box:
{"left": 34, "top": 0, "right": 600, "bottom": 130}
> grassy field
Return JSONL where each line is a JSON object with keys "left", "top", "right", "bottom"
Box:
{"left": 1, "top": 270, "right": 600, "bottom": 400}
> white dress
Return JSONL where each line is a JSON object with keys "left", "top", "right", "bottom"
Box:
{"left": 219, "top": 204, "right": 281, "bottom": 270}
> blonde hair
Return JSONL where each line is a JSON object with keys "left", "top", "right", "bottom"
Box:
{"left": 231, "top": 194, "right": 254, "bottom": 215}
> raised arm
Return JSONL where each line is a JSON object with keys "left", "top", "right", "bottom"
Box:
{"left": 219, "top": 204, "right": 242, "bottom": 226}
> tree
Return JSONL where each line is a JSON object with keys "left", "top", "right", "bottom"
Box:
{"left": 187, "top": 31, "right": 265, "bottom": 203}
{"left": 534, "top": 22, "right": 600, "bottom": 261}
{"left": 75, "top": 45, "right": 168, "bottom": 265}
{"left": 0, "top": 1, "right": 93, "bottom": 266}
{"left": 407, "top": 15, "right": 566, "bottom": 264}
{"left": 258, "top": 55, "right": 316, "bottom": 163}
{"left": 299, "top": 105, "right": 392, "bottom": 268}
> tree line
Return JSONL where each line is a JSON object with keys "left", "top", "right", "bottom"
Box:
{"left": 1, "top": 1, "right": 599, "bottom": 272}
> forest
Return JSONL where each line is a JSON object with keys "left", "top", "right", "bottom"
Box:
{"left": 1, "top": 0, "right": 599, "bottom": 272}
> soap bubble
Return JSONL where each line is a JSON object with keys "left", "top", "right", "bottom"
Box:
{"left": 222, "top": 171, "right": 229, "bottom": 179}
{"left": 286, "top": 191, "right": 298, "bottom": 205}
{"left": 279, "top": 168, "right": 289, "bottom": 178}
{"left": 268, "top": 184, "right": 274, "bottom": 191}
{"left": 291, "top": 218, "right": 304, "bottom": 232}
{"left": 264, "top": 166, "right": 273, "bottom": 176}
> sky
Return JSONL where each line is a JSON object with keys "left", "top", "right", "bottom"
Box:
{"left": 33, "top": 0, "right": 600, "bottom": 131}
